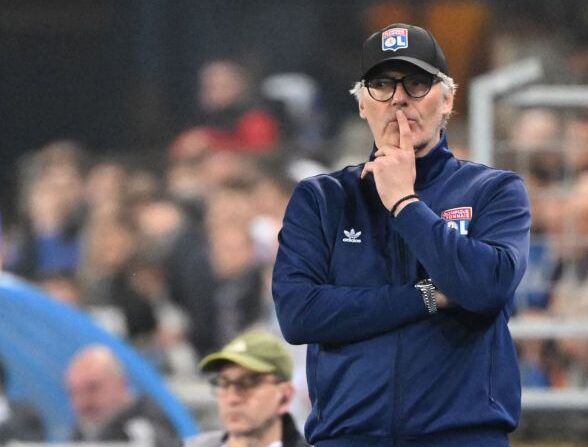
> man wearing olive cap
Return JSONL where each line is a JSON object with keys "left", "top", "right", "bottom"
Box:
{"left": 183, "top": 330, "right": 309, "bottom": 447}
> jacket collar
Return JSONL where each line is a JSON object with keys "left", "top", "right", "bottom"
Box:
{"left": 414, "top": 131, "right": 454, "bottom": 188}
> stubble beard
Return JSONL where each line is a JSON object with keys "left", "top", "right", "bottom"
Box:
{"left": 228, "top": 413, "right": 281, "bottom": 447}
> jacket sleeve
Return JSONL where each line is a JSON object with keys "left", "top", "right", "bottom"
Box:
{"left": 392, "top": 173, "right": 531, "bottom": 315}
{"left": 272, "top": 182, "right": 429, "bottom": 345}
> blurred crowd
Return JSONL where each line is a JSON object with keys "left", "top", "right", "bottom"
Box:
{"left": 0, "top": 59, "right": 323, "bottom": 376}
{"left": 2, "top": 58, "right": 587, "bottom": 396}
{"left": 499, "top": 107, "right": 588, "bottom": 389}
{"left": 1, "top": 57, "right": 324, "bottom": 441}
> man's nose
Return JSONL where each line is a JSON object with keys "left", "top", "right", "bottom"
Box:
{"left": 222, "top": 389, "right": 245, "bottom": 405}
{"left": 390, "top": 81, "right": 409, "bottom": 104}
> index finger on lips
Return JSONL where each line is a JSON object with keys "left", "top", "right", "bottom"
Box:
{"left": 396, "top": 110, "right": 413, "bottom": 151}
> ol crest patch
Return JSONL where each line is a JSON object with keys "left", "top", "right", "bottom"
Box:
{"left": 441, "top": 207, "right": 472, "bottom": 235}
{"left": 382, "top": 28, "right": 408, "bottom": 52}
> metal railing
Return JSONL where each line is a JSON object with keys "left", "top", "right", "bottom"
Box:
{"left": 469, "top": 60, "right": 588, "bottom": 413}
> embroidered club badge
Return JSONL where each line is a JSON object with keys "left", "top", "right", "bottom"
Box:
{"left": 382, "top": 28, "right": 408, "bottom": 52}
{"left": 441, "top": 207, "right": 472, "bottom": 236}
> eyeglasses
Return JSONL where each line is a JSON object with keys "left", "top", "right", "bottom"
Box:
{"left": 209, "top": 373, "right": 283, "bottom": 396}
{"left": 363, "top": 73, "right": 440, "bottom": 101}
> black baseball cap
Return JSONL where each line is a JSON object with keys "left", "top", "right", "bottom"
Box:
{"left": 361, "top": 23, "right": 448, "bottom": 79}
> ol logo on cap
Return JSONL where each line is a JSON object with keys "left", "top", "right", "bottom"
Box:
{"left": 382, "top": 28, "right": 408, "bottom": 52}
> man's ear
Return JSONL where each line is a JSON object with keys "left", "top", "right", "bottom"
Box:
{"left": 441, "top": 89, "right": 454, "bottom": 116}
{"left": 277, "top": 382, "right": 295, "bottom": 415}
{"left": 358, "top": 94, "right": 367, "bottom": 120}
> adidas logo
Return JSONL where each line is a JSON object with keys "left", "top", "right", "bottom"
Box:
{"left": 342, "top": 228, "right": 362, "bottom": 243}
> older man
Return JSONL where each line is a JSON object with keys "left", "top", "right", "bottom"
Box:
{"left": 65, "top": 344, "right": 179, "bottom": 446}
{"left": 273, "top": 22, "right": 531, "bottom": 447}
{"left": 184, "top": 330, "right": 308, "bottom": 447}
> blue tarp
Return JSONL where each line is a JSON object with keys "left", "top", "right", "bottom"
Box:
{"left": 0, "top": 272, "right": 199, "bottom": 441}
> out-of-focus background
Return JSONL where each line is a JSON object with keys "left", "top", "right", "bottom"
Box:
{"left": 0, "top": 0, "right": 587, "bottom": 446}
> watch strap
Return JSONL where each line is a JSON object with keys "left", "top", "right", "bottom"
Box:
{"left": 415, "top": 278, "right": 438, "bottom": 314}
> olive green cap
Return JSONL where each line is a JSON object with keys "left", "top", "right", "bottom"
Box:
{"left": 199, "top": 330, "right": 293, "bottom": 380}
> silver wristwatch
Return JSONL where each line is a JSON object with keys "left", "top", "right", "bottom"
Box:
{"left": 415, "top": 278, "right": 437, "bottom": 314}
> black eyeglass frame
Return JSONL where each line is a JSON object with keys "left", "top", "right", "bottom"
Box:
{"left": 208, "top": 373, "right": 284, "bottom": 395}
{"left": 362, "top": 74, "right": 441, "bottom": 102}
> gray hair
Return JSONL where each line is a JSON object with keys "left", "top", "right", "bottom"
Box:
{"left": 349, "top": 72, "right": 458, "bottom": 128}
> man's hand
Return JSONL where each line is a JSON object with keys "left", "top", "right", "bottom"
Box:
{"left": 435, "top": 291, "right": 454, "bottom": 309}
{"left": 360, "top": 110, "right": 417, "bottom": 212}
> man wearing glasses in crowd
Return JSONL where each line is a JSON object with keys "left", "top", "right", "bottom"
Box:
{"left": 273, "top": 23, "right": 530, "bottom": 446}
{"left": 184, "top": 330, "right": 309, "bottom": 447}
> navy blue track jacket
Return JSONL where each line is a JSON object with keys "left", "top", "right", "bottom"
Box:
{"left": 272, "top": 134, "right": 531, "bottom": 447}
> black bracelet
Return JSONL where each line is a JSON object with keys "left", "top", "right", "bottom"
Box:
{"left": 390, "top": 193, "right": 419, "bottom": 216}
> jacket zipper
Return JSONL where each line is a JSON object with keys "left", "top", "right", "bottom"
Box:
{"left": 489, "top": 325, "right": 497, "bottom": 404}
{"left": 314, "top": 346, "right": 322, "bottom": 421}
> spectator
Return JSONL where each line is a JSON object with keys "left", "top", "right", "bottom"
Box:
{"left": 205, "top": 180, "right": 264, "bottom": 349}
{"left": 504, "top": 107, "right": 565, "bottom": 187}
{"left": 181, "top": 59, "right": 281, "bottom": 154}
{"left": 130, "top": 197, "right": 198, "bottom": 373}
{"left": 0, "top": 357, "right": 45, "bottom": 443}
{"left": 246, "top": 159, "right": 298, "bottom": 326}
{"left": 261, "top": 72, "right": 328, "bottom": 158}
{"left": 517, "top": 338, "right": 552, "bottom": 388}
{"left": 163, "top": 158, "right": 264, "bottom": 357}
{"left": 161, "top": 213, "right": 216, "bottom": 358}
{"left": 506, "top": 108, "right": 563, "bottom": 313}
{"left": 6, "top": 140, "right": 88, "bottom": 279}
{"left": 80, "top": 217, "right": 158, "bottom": 345}
{"left": 166, "top": 132, "right": 211, "bottom": 227}
{"left": 563, "top": 112, "right": 588, "bottom": 176}
{"left": 512, "top": 175, "right": 560, "bottom": 388}
{"left": 83, "top": 158, "right": 129, "bottom": 223}
{"left": 513, "top": 175, "right": 559, "bottom": 313}
{"left": 65, "top": 344, "right": 179, "bottom": 446}
{"left": 548, "top": 173, "right": 588, "bottom": 389}
{"left": 550, "top": 172, "right": 588, "bottom": 319}
{"left": 184, "top": 330, "right": 309, "bottom": 447}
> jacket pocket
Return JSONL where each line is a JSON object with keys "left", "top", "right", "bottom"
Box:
{"left": 489, "top": 311, "right": 521, "bottom": 420}
{"left": 312, "top": 335, "right": 398, "bottom": 435}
